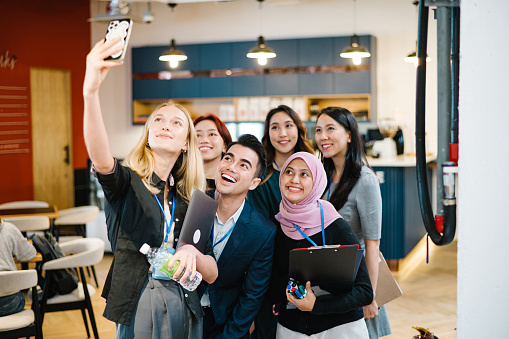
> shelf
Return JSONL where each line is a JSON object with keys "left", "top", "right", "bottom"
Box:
{"left": 133, "top": 94, "right": 370, "bottom": 125}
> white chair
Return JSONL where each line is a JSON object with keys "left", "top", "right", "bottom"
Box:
{"left": 53, "top": 206, "right": 101, "bottom": 287}
{"left": 0, "top": 269, "right": 43, "bottom": 339}
{"left": 0, "top": 200, "right": 49, "bottom": 209}
{"left": 53, "top": 206, "right": 99, "bottom": 240}
{"left": 39, "top": 238, "right": 105, "bottom": 339}
{"left": 3, "top": 216, "right": 50, "bottom": 234}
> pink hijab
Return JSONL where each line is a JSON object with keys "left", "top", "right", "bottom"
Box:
{"left": 275, "top": 152, "right": 341, "bottom": 240}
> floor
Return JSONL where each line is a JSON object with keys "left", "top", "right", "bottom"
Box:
{"left": 35, "top": 238, "right": 457, "bottom": 339}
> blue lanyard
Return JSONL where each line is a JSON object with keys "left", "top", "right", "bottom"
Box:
{"left": 210, "top": 219, "right": 237, "bottom": 249}
{"left": 273, "top": 161, "right": 280, "bottom": 171}
{"left": 154, "top": 192, "right": 175, "bottom": 244}
{"left": 326, "top": 169, "right": 334, "bottom": 201}
{"left": 291, "top": 201, "right": 326, "bottom": 247}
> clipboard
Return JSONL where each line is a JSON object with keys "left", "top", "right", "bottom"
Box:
{"left": 176, "top": 188, "right": 218, "bottom": 253}
{"left": 375, "top": 252, "right": 402, "bottom": 306}
{"left": 289, "top": 244, "right": 360, "bottom": 292}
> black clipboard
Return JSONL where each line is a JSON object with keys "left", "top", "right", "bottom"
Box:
{"left": 289, "top": 244, "right": 360, "bottom": 292}
{"left": 176, "top": 188, "right": 218, "bottom": 253}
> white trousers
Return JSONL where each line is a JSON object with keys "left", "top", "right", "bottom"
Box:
{"left": 276, "top": 318, "right": 369, "bottom": 339}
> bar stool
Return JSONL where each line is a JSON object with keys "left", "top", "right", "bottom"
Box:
{"left": 53, "top": 206, "right": 100, "bottom": 287}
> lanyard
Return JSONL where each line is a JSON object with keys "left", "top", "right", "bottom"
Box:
{"left": 291, "top": 201, "right": 326, "bottom": 247}
{"left": 210, "top": 219, "right": 237, "bottom": 249}
{"left": 326, "top": 169, "right": 334, "bottom": 201}
{"left": 154, "top": 192, "right": 175, "bottom": 245}
{"left": 273, "top": 161, "right": 280, "bottom": 171}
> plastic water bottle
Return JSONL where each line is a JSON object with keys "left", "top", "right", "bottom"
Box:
{"left": 139, "top": 243, "right": 202, "bottom": 291}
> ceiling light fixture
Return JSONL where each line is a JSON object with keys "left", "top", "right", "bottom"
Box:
{"left": 159, "top": 39, "right": 188, "bottom": 68}
{"left": 340, "top": 0, "right": 371, "bottom": 65}
{"left": 159, "top": 4, "right": 187, "bottom": 68}
{"left": 247, "top": 36, "right": 276, "bottom": 66}
{"left": 89, "top": 0, "right": 143, "bottom": 23}
{"left": 246, "top": 0, "right": 276, "bottom": 66}
{"left": 404, "top": 2, "right": 430, "bottom": 67}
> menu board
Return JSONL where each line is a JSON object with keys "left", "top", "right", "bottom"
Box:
{"left": 0, "top": 85, "right": 30, "bottom": 155}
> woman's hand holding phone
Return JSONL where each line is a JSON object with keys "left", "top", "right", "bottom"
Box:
{"left": 83, "top": 39, "right": 124, "bottom": 96}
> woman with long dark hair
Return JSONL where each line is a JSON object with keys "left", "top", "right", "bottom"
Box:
{"left": 314, "top": 107, "right": 391, "bottom": 339}
{"left": 249, "top": 105, "right": 314, "bottom": 339}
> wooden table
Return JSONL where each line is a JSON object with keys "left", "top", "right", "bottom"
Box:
{"left": 0, "top": 205, "right": 59, "bottom": 219}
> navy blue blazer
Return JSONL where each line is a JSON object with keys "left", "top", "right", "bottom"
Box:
{"left": 201, "top": 198, "right": 276, "bottom": 339}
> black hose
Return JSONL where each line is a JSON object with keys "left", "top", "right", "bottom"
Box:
{"left": 415, "top": 1, "right": 455, "bottom": 246}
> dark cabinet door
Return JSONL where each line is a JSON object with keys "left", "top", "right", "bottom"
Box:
{"left": 334, "top": 72, "right": 371, "bottom": 94}
{"left": 201, "top": 77, "right": 232, "bottom": 98}
{"left": 299, "top": 73, "right": 334, "bottom": 95}
{"left": 264, "top": 74, "right": 298, "bottom": 96}
{"left": 199, "top": 43, "right": 231, "bottom": 71}
{"left": 169, "top": 78, "right": 201, "bottom": 99}
{"left": 133, "top": 79, "right": 170, "bottom": 100}
{"left": 298, "top": 38, "right": 334, "bottom": 66}
{"left": 232, "top": 76, "right": 264, "bottom": 97}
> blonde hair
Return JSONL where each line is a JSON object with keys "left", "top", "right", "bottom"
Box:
{"left": 122, "top": 101, "right": 205, "bottom": 203}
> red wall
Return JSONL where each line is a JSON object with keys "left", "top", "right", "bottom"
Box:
{"left": 0, "top": 0, "right": 91, "bottom": 203}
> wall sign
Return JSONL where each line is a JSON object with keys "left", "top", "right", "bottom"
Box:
{"left": 0, "top": 50, "right": 17, "bottom": 70}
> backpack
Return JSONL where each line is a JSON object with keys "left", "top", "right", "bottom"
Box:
{"left": 30, "top": 233, "right": 79, "bottom": 298}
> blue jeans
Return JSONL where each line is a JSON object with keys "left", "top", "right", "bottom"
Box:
{"left": 0, "top": 291, "right": 26, "bottom": 316}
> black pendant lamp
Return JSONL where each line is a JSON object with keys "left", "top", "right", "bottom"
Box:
{"left": 159, "top": 39, "right": 187, "bottom": 68}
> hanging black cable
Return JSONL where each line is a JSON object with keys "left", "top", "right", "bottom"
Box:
{"left": 415, "top": 0, "right": 457, "bottom": 246}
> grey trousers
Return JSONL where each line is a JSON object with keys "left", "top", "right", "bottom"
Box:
{"left": 116, "top": 275, "right": 202, "bottom": 339}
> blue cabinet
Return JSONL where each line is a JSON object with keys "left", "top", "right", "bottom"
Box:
{"left": 132, "top": 35, "right": 376, "bottom": 124}
{"left": 232, "top": 76, "right": 264, "bottom": 97}
{"left": 168, "top": 78, "right": 200, "bottom": 99}
{"left": 374, "top": 166, "right": 428, "bottom": 260}
{"left": 298, "top": 37, "right": 334, "bottom": 66}
{"left": 133, "top": 79, "right": 169, "bottom": 100}
{"left": 334, "top": 72, "right": 371, "bottom": 94}
{"left": 299, "top": 73, "right": 334, "bottom": 95}
{"left": 264, "top": 74, "right": 299, "bottom": 96}
{"left": 200, "top": 77, "right": 232, "bottom": 98}
{"left": 199, "top": 43, "right": 231, "bottom": 70}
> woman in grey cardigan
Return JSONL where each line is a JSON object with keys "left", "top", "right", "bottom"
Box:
{"left": 314, "top": 107, "right": 391, "bottom": 339}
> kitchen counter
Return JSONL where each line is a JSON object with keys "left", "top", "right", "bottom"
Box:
{"left": 369, "top": 155, "right": 436, "bottom": 268}
{"left": 367, "top": 154, "right": 436, "bottom": 167}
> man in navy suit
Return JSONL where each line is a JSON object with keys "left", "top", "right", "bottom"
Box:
{"left": 201, "top": 134, "right": 276, "bottom": 339}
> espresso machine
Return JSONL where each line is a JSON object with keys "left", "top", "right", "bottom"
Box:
{"left": 371, "top": 118, "right": 400, "bottom": 158}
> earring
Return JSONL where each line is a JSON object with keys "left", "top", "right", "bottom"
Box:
{"left": 146, "top": 142, "right": 150, "bottom": 148}
{"left": 182, "top": 149, "right": 187, "bottom": 154}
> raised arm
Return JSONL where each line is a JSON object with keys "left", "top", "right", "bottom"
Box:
{"left": 83, "top": 39, "right": 124, "bottom": 173}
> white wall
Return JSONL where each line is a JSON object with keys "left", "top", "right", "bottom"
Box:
{"left": 458, "top": 0, "right": 509, "bottom": 337}
{"left": 90, "top": 0, "right": 437, "bottom": 157}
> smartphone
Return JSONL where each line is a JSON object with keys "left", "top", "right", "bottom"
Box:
{"left": 104, "top": 19, "right": 133, "bottom": 62}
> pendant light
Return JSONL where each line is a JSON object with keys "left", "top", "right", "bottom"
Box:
{"left": 404, "top": 3, "right": 430, "bottom": 67}
{"left": 247, "top": 36, "right": 276, "bottom": 66}
{"left": 159, "top": 39, "right": 188, "bottom": 68}
{"left": 246, "top": 0, "right": 276, "bottom": 66}
{"left": 159, "top": 4, "right": 187, "bottom": 69}
{"left": 340, "top": 0, "right": 371, "bottom": 65}
{"left": 404, "top": 48, "right": 431, "bottom": 67}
